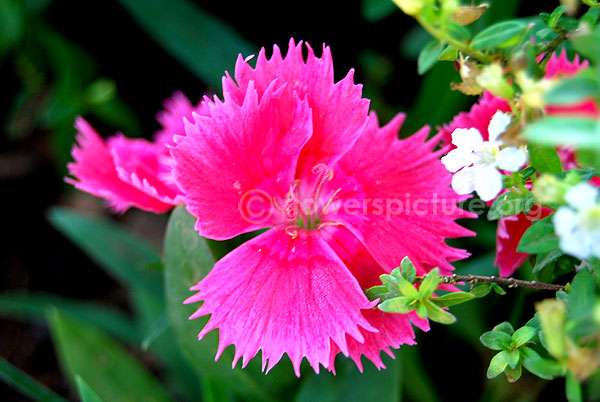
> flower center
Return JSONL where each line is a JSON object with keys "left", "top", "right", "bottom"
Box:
{"left": 279, "top": 163, "right": 341, "bottom": 234}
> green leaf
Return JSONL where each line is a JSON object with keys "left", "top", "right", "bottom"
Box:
{"left": 116, "top": 0, "right": 254, "bottom": 87}
{"left": 75, "top": 376, "right": 104, "bottom": 402}
{"left": 520, "top": 347, "right": 562, "bottom": 380}
{"left": 417, "top": 40, "right": 444, "bottom": 75}
{"left": 570, "top": 25, "right": 600, "bottom": 64}
{"left": 504, "top": 364, "right": 522, "bottom": 383}
{"left": 517, "top": 216, "right": 559, "bottom": 254}
{"left": 47, "top": 207, "right": 163, "bottom": 297}
{"left": 379, "top": 296, "right": 415, "bottom": 314}
{"left": 533, "top": 250, "right": 564, "bottom": 273}
{"left": 0, "top": 356, "right": 67, "bottom": 402}
{"left": 524, "top": 117, "right": 600, "bottom": 149}
{"left": 400, "top": 256, "right": 416, "bottom": 283}
{"left": 493, "top": 321, "right": 515, "bottom": 335}
{"left": 487, "top": 351, "right": 510, "bottom": 378}
{"left": 576, "top": 148, "right": 600, "bottom": 169}
{"left": 424, "top": 301, "right": 456, "bottom": 324}
{"left": 492, "top": 284, "right": 507, "bottom": 295}
{"left": 0, "top": 292, "right": 139, "bottom": 344}
{"left": 507, "top": 349, "right": 520, "bottom": 369}
{"left": 365, "top": 285, "right": 389, "bottom": 301}
{"left": 47, "top": 310, "right": 172, "bottom": 402}
{"left": 361, "top": 0, "right": 397, "bottom": 22}
{"left": 415, "top": 301, "right": 428, "bottom": 318}
{"left": 419, "top": 268, "right": 440, "bottom": 299}
{"left": 397, "top": 275, "right": 420, "bottom": 299}
{"left": 566, "top": 371, "right": 583, "bottom": 402}
{"left": 545, "top": 73, "right": 600, "bottom": 106}
{"left": 470, "top": 283, "right": 493, "bottom": 298}
{"left": 438, "top": 45, "right": 458, "bottom": 61}
{"left": 430, "top": 291, "right": 475, "bottom": 307}
{"left": 487, "top": 190, "right": 535, "bottom": 220}
{"left": 512, "top": 326, "right": 537, "bottom": 347}
{"left": 480, "top": 330, "right": 512, "bottom": 350}
{"left": 528, "top": 143, "right": 563, "bottom": 174}
{"left": 568, "top": 268, "right": 595, "bottom": 321}
{"left": 471, "top": 20, "right": 527, "bottom": 50}
{"left": 546, "top": 5, "right": 565, "bottom": 28}
{"left": 163, "top": 205, "right": 279, "bottom": 402}
{"left": 141, "top": 314, "right": 169, "bottom": 351}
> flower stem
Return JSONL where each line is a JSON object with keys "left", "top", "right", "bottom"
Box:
{"left": 416, "top": 16, "right": 493, "bottom": 64}
{"left": 414, "top": 273, "right": 566, "bottom": 291}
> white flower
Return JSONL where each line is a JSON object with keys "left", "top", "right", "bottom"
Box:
{"left": 441, "top": 111, "right": 527, "bottom": 201}
{"left": 553, "top": 182, "right": 600, "bottom": 260}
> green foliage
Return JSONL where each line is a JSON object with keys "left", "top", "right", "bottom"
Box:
{"left": 487, "top": 189, "right": 535, "bottom": 220}
{"left": 47, "top": 309, "right": 172, "bottom": 402}
{"left": 75, "top": 376, "right": 105, "bottom": 402}
{"left": 528, "top": 143, "right": 563, "bottom": 174}
{"left": 117, "top": 0, "right": 254, "bottom": 88}
{"left": 417, "top": 40, "right": 444, "bottom": 75}
{"left": 0, "top": 357, "right": 67, "bottom": 402}
{"left": 517, "top": 216, "right": 559, "bottom": 254}
{"left": 470, "top": 20, "right": 528, "bottom": 50}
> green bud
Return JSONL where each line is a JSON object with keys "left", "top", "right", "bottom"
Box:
{"left": 476, "top": 63, "right": 514, "bottom": 100}
{"left": 533, "top": 174, "right": 568, "bottom": 204}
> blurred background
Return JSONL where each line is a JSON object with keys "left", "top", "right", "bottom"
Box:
{"left": 1, "top": 0, "right": 570, "bottom": 401}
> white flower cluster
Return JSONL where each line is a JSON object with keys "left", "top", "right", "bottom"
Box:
{"left": 442, "top": 111, "right": 527, "bottom": 201}
{"left": 553, "top": 182, "right": 600, "bottom": 260}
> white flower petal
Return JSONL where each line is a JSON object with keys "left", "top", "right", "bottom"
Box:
{"left": 451, "top": 166, "right": 477, "bottom": 195}
{"left": 474, "top": 165, "right": 503, "bottom": 201}
{"left": 488, "top": 111, "right": 511, "bottom": 143}
{"left": 559, "top": 229, "right": 590, "bottom": 260}
{"left": 553, "top": 207, "right": 578, "bottom": 236}
{"left": 451, "top": 128, "right": 484, "bottom": 152}
{"left": 496, "top": 147, "right": 527, "bottom": 172}
{"left": 565, "top": 182, "right": 599, "bottom": 211}
{"left": 441, "top": 148, "right": 476, "bottom": 173}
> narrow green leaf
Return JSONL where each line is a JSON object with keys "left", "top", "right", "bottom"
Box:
{"left": 379, "top": 296, "right": 414, "bottom": 314}
{"left": 400, "top": 256, "right": 416, "bottom": 283}
{"left": 520, "top": 347, "right": 562, "bottom": 380}
{"left": 419, "top": 268, "right": 440, "bottom": 299}
{"left": 141, "top": 314, "right": 169, "bottom": 351}
{"left": 365, "top": 285, "right": 389, "bottom": 301}
{"left": 397, "top": 275, "right": 420, "bottom": 299}
{"left": 75, "top": 376, "right": 104, "bottom": 402}
{"left": 163, "top": 205, "right": 279, "bottom": 402}
{"left": 517, "top": 216, "right": 559, "bottom": 254}
{"left": 487, "top": 190, "right": 535, "bottom": 220}
{"left": 480, "top": 330, "right": 512, "bottom": 350}
{"left": 116, "top": 0, "right": 254, "bottom": 87}
{"left": 47, "top": 207, "right": 163, "bottom": 297}
{"left": 492, "top": 284, "right": 507, "bottom": 295}
{"left": 47, "top": 310, "right": 172, "bottom": 402}
{"left": 487, "top": 351, "right": 510, "bottom": 378}
{"left": 568, "top": 269, "right": 595, "bottom": 321}
{"left": 471, "top": 20, "right": 527, "bottom": 50}
{"left": 0, "top": 292, "right": 139, "bottom": 344}
{"left": 528, "top": 143, "right": 563, "bottom": 174}
{"left": 0, "top": 357, "right": 67, "bottom": 402}
{"left": 533, "top": 250, "right": 564, "bottom": 273}
{"left": 570, "top": 25, "right": 600, "bottom": 63}
{"left": 430, "top": 291, "right": 475, "bottom": 307}
{"left": 417, "top": 40, "right": 444, "bottom": 75}
{"left": 438, "top": 45, "right": 458, "bottom": 61}
{"left": 424, "top": 301, "right": 456, "bottom": 324}
{"left": 512, "top": 326, "right": 537, "bottom": 347}
{"left": 470, "top": 283, "right": 493, "bottom": 298}
{"left": 416, "top": 301, "right": 428, "bottom": 318}
{"left": 545, "top": 73, "right": 600, "bottom": 106}
{"left": 524, "top": 117, "right": 600, "bottom": 149}
{"left": 507, "top": 349, "right": 520, "bottom": 369}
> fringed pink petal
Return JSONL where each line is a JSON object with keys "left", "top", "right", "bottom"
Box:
{"left": 223, "top": 39, "right": 370, "bottom": 174}
{"left": 545, "top": 48, "right": 589, "bottom": 79}
{"left": 329, "top": 309, "right": 426, "bottom": 372}
{"left": 171, "top": 81, "right": 313, "bottom": 240}
{"left": 437, "top": 91, "right": 511, "bottom": 145}
{"left": 66, "top": 118, "right": 175, "bottom": 213}
{"left": 496, "top": 207, "right": 552, "bottom": 277}
{"left": 155, "top": 91, "right": 210, "bottom": 147}
{"left": 186, "top": 227, "right": 376, "bottom": 376}
{"left": 108, "top": 135, "right": 181, "bottom": 206}
{"left": 333, "top": 112, "right": 475, "bottom": 275}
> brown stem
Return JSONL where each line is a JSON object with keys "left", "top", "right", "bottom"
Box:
{"left": 414, "top": 274, "right": 566, "bottom": 291}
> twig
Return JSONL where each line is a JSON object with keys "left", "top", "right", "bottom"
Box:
{"left": 414, "top": 274, "right": 566, "bottom": 291}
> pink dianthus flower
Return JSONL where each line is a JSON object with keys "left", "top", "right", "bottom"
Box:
{"left": 173, "top": 39, "right": 473, "bottom": 375}
{"left": 67, "top": 92, "right": 206, "bottom": 213}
